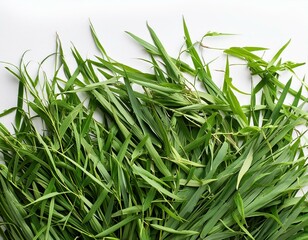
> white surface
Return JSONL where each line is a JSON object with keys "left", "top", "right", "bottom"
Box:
{"left": 0, "top": 2, "right": 307, "bottom": 120}
{"left": 0, "top": 2, "right": 307, "bottom": 133}
{"left": 1, "top": 1, "right": 308, "bottom": 123}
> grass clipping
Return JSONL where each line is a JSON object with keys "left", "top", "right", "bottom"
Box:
{"left": 0, "top": 21, "right": 308, "bottom": 240}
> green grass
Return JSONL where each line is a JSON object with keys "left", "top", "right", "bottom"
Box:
{"left": 0, "top": 19, "right": 307, "bottom": 240}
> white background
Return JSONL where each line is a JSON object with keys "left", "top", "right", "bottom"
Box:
{"left": 1, "top": 1, "right": 308, "bottom": 122}
{"left": 1, "top": 1, "right": 308, "bottom": 124}
{"left": 0, "top": 0, "right": 308, "bottom": 235}
{"left": 0, "top": 3, "right": 307, "bottom": 138}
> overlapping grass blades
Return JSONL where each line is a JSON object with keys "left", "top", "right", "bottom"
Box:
{"left": 0, "top": 20, "right": 307, "bottom": 239}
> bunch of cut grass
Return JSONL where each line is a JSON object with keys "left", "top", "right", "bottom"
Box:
{"left": 0, "top": 20, "right": 307, "bottom": 240}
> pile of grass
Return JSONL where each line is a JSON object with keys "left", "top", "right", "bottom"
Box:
{"left": 0, "top": 20, "right": 307, "bottom": 240}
